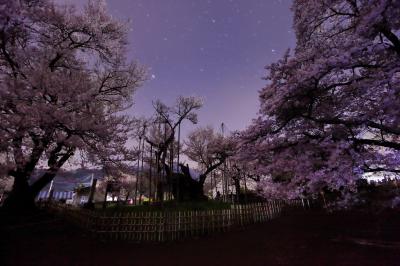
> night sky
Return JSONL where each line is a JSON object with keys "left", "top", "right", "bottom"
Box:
{"left": 63, "top": 0, "right": 295, "bottom": 135}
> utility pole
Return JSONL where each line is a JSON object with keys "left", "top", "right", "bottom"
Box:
{"left": 139, "top": 137, "right": 145, "bottom": 204}
{"left": 244, "top": 173, "right": 248, "bottom": 204}
{"left": 163, "top": 121, "right": 167, "bottom": 202}
{"left": 169, "top": 137, "right": 174, "bottom": 201}
{"left": 149, "top": 143, "right": 153, "bottom": 204}
{"left": 214, "top": 171, "right": 218, "bottom": 196}
{"left": 221, "top": 122, "right": 227, "bottom": 202}
{"left": 156, "top": 121, "right": 161, "bottom": 203}
{"left": 176, "top": 117, "right": 181, "bottom": 202}
{"left": 134, "top": 137, "right": 141, "bottom": 205}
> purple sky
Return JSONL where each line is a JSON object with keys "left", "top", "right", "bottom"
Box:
{"left": 64, "top": 0, "right": 295, "bottom": 136}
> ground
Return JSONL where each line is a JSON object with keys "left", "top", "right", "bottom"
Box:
{"left": 2, "top": 208, "right": 400, "bottom": 266}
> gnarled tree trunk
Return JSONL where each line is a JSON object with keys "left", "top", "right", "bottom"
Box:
{"left": 165, "top": 164, "right": 208, "bottom": 202}
{"left": 3, "top": 170, "right": 61, "bottom": 212}
{"left": 3, "top": 174, "right": 35, "bottom": 211}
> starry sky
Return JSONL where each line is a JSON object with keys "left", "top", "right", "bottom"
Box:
{"left": 63, "top": 0, "right": 295, "bottom": 136}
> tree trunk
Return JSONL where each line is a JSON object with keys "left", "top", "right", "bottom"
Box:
{"left": 3, "top": 168, "right": 63, "bottom": 212}
{"left": 2, "top": 174, "right": 35, "bottom": 212}
{"left": 84, "top": 178, "right": 97, "bottom": 209}
{"left": 233, "top": 177, "right": 241, "bottom": 203}
{"left": 124, "top": 191, "right": 130, "bottom": 204}
{"left": 30, "top": 171, "right": 58, "bottom": 198}
{"left": 168, "top": 164, "right": 207, "bottom": 202}
{"left": 170, "top": 173, "right": 206, "bottom": 201}
{"left": 156, "top": 182, "right": 164, "bottom": 202}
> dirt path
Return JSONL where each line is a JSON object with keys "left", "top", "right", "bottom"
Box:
{"left": 2, "top": 209, "right": 400, "bottom": 265}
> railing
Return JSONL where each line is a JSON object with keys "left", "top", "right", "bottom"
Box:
{"left": 44, "top": 200, "right": 304, "bottom": 242}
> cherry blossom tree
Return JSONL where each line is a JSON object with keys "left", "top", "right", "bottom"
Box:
{"left": 0, "top": 0, "right": 145, "bottom": 210}
{"left": 222, "top": 159, "right": 261, "bottom": 203}
{"left": 179, "top": 126, "right": 235, "bottom": 201}
{"left": 145, "top": 96, "right": 203, "bottom": 201}
{"left": 239, "top": 0, "right": 400, "bottom": 204}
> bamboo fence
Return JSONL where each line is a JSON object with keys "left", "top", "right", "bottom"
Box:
{"left": 45, "top": 200, "right": 304, "bottom": 242}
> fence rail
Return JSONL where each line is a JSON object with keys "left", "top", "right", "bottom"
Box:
{"left": 44, "top": 200, "right": 304, "bottom": 242}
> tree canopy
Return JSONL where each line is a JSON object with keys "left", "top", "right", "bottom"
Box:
{"left": 238, "top": 0, "right": 400, "bottom": 204}
{"left": 0, "top": 0, "right": 145, "bottom": 209}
